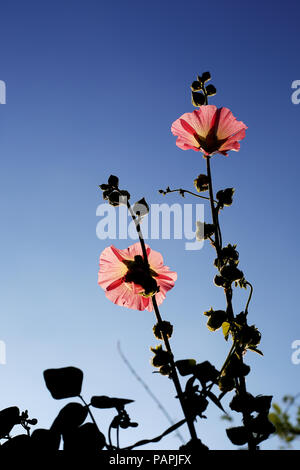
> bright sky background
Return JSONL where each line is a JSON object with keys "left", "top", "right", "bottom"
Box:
{"left": 0, "top": 0, "right": 300, "bottom": 450}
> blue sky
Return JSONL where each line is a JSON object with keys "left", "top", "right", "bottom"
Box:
{"left": 0, "top": 0, "right": 300, "bottom": 449}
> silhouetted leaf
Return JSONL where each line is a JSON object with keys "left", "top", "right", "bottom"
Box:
{"left": 191, "top": 91, "right": 206, "bottom": 106}
{"left": 247, "top": 346, "right": 263, "bottom": 356}
{"left": 30, "top": 429, "right": 60, "bottom": 452}
{"left": 216, "top": 188, "right": 235, "bottom": 209}
{"left": 201, "top": 72, "right": 211, "bottom": 83}
{"left": 0, "top": 407, "right": 20, "bottom": 438}
{"left": 194, "top": 361, "right": 219, "bottom": 386}
{"left": 226, "top": 426, "right": 250, "bottom": 446}
{"left": 43, "top": 367, "right": 83, "bottom": 399}
{"left": 205, "top": 84, "right": 217, "bottom": 96}
{"left": 90, "top": 396, "right": 134, "bottom": 410}
{"left": 230, "top": 392, "right": 255, "bottom": 413}
{"left": 185, "top": 395, "right": 208, "bottom": 418}
{"left": 50, "top": 403, "right": 88, "bottom": 434}
{"left": 132, "top": 198, "right": 149, "bottom": 218}
{"left": 222, "top": 322, "right": 230, "bottom": 341}
{"left": 206, "top": 391, "right": 226, "bottom": 412}
{"left": 0, "top": 434, "right": 31, "bottom": 453}
{"left": 175, "top": 359, "right": 196, "bottom": 376}
{"left": 250, "top": 413, "right": 276, "bottom": 435}
{"left": 191, "top": 81, "right": 202, "bottom": 91}
{"left": 63, "top": 423, "right": 106, "bottom": 452}
{"left": 108, "top": 175, "right": 119, "bottom": 187}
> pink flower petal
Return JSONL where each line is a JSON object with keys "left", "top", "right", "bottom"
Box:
{"left": 98, "top": 243, "right": 177, "bottom": 312}
{"left": 171, "top": 105, "right": 247, "bottom": 157}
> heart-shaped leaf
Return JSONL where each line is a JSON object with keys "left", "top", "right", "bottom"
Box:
{"left": 50, "top": 403, "right": 88, "bottom": 434}
{"left": 63, "top": 423, "right": 106, "bottom": 452}
{"left": 43, "top": 367, "right": 83, "bottom": 399}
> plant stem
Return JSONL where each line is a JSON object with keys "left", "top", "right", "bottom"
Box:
{"left": 206, "top": 157, "right": 222, "bottom": 257}
{"left": 79, "top": 395, "right": 98, "bottom": 428}
{"left": 117, "top": 341, "right": 185, "bottom": 444}
{"left": 152, "top": 296, "right": 198, "bottom": 441}
{"left": 205, "top": 158, "right": 256, "bottom": 451}
{"left": 162, "top": 187, "right": 215, "bottom": 202}
{"left": 245, "top": 281, "right": 254, "bottom": 316}
{"left": 126, "top": 201, "right": 198, "bottom": 442}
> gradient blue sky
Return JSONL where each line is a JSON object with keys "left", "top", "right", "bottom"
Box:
{"left": 0, "top": 0, "right": 300, "bottom": 450}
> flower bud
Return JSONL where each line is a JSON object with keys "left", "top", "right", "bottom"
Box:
{"left": 229, "top": 393, "right": 255, "bottom": 413}
{"left": 252, "top": 395, "right": 272, "bottom": 413}
{"left": 191, "top": 91, "right": 206, "bottom": 107}
{"left": 108, "top": 190, "right": 123, "bottom": 206}
{"left": 159, "top": 365, "right": 172, "bottom": 376}
{"left": 201, "top": 71, "right": 211, "bottom": 83}
{"left": 226, "top": 355, "right": 250, "bottom": 377}
{"left": 196, "top": 221, "right": 215, "bottom": 241}
{"left": 239, "top": 325, "right": 261, "bottom": 348}
{"left": 150, "top": 345, "right": 172, "bottom": 368}
{"left": 153, "top": 321, "right": 173, "bottom": 340}
{"left": 190, "top": 81, "right": 202, "bottom": 91}
{"left": 220, "top": 265, "right": 244, "bottom": 282}
{"left": 207, "top": 314, "right": 227, "bottom": 332}
{"left": 194, "top": 174, "right": 209, "bottom": 192}
{"left": 226, "top": 426, "right": 251, "bottom": 446}
{"left": 216, "top": 188, "right": 235, "bottom": 209}
{"left": 220, "top": 244, "right": 239, "bottom": 265}
{"left": 214, "top": 275, "right": 229, "bottom": 288}
{"left": 204, "top": 308, "right": 227, "bottom": 331}
{"left": 108, "top": 175, "right": 119, "bottom": 188}
{"left": 205, "top": 84, "right": 217, "bottom": 96}
{"left": 185, "top": 395, "right": 209, "bottom": 418}
{"left": 218, "top": 375, "right": 235, "bottom": 392}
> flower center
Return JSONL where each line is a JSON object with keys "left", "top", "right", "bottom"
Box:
{"left": 195, "top": 129, "right": 227, "bottom": 154}
{"left": 123, "top": 255, "right": 159, "bottom": 297}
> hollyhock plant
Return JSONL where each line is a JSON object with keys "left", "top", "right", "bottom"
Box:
{"left": 171, "top": 105, "right": 247, "bottom": 156}
{"left": 98, "top": 242, "right": 177, "bottom": 312}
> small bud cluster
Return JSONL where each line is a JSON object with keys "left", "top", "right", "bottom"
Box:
{"left": 99, "top": 175, "right": 130, "bottom": 206}
{"left": 191, "top": 72, "right": 217, "bottom": 107}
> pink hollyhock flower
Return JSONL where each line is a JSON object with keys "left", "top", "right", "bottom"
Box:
{"left": 98, "top": 243, "right": 177, "bottom": 312}
{"left": 171, "top": 105, "right": 247, "bottom": 156}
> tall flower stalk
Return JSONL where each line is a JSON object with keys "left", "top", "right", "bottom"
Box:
{"left": 98, "top": 176, "right": 200, "bottom": 447}
{"left": 126, "top": 199, "right": 198, "bottom": 442}
{"left": 97, "top": 72, "right": 275, "bottom": 450}
{"left": 168, "top": 72, "right": 275, "bottom": 450}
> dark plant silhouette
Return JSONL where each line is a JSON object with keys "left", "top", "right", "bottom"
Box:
{"left": 0, "top": 72, "right": 275, "bottom": 454}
